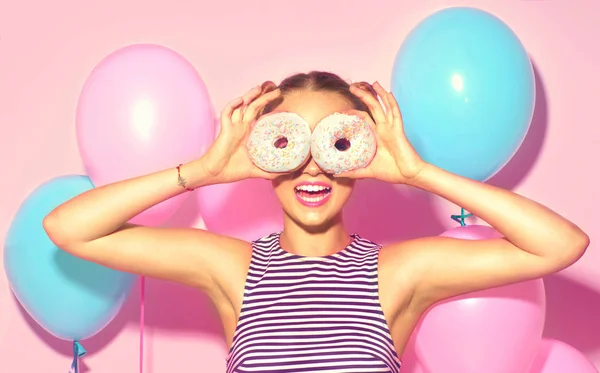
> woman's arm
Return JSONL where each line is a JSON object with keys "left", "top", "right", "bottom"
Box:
{"left": 396, "top": 164, "right": 589, "bottom": 306}
{"left": 43, "top": 158, "right": 247, "bottom": 290}
{"left": 43, "top": 85, "right": 282, "bottom": 292}
{"left": 45, "top": 159, "right": 208, "bottom": 246}
{"left": 344, "top": 82, "right": 589, "bottom": 308}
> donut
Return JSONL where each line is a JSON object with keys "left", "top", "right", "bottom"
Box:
{"left": 310, "top": 113, "right": 377, "bottom": 174}
{"left": 246, "top": 112, "right": 312, "bottom": 172}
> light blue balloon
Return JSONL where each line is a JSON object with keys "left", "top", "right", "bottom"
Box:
{"left": 4, "top": 175, "right": 135, "bottom": 341}
{"left": 391, "top": 7, "right": 535, "bottom": 181}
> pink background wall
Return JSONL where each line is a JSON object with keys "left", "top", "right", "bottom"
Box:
{"left": 1, "top": 0, "right": 598, "bottom": 371}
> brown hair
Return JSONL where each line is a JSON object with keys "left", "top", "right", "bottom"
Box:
{"left": 260, "top": 71, "right": 376, "bottom": 119}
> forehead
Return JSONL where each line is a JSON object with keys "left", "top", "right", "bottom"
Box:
{"left": 271, "top": 90, "right": 354, "bottom": 126}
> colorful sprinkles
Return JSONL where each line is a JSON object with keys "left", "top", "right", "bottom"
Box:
{"left": 247, "top": 112, "right": 377, "bottom": 174}
{"left": 311, "top": 113, "right": 377, "bottom": 174}
{"left": 246, "top": 112, "right": 312, "bottom": 172}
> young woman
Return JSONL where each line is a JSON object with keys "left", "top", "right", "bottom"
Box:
{"left": 43, "top": 71, "right": 589, "bottom": 373}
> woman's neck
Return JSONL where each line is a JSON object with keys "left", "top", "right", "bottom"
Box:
{"left": 279, "top": 213, "right": 351, "bottom": 257}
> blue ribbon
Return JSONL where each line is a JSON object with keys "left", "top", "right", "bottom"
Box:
{"left": 451, "top": 207, "right": 473, "bottom": 226}
{"left": 70, "top": 341, "right": 87, "bottom": 373}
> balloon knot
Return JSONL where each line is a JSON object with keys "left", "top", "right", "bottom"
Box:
{"left": 69, "top": 341, "right": 86, "bottom": 373}
{"left": 451, "top": 207, "right": 473, "bottom": 226}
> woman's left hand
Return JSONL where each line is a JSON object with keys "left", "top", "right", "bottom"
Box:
{"left": 335, "top": 81, "right": 426, "bottom": 185}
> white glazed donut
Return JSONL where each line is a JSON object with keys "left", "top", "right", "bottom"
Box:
{"left": 246, "top": 112, "right": 312, "bottom": 173}
{"left": 310, "top": 113, "right": 377, "bottom": 174}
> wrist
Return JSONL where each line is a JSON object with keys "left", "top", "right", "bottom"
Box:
{"left": 406, "top": 162, "right": 443, "bottom": 190}
{"left": 179, "top": 158, "right": 219, "bottom": 189}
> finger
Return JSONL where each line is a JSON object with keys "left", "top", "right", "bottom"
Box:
{"left": 379, "top": 93, "right": 393, "bottom": 124}
{"left": 372, "top": 82, "right": 394, "bottom": 124}
{"left": 230, "top": 106, "right": 243, "bottom": 125}
{"left": 241, "top": 84, "right": 274, "bottom": 119}
{"left": 349, "top": 84, "right": 387, "bottom": 124}
{"left": 242, "top": 85, "right": 263, "bottom": 105}
{"left": 389, "top": 92, "right": 404, "bottom": 128}
{"left": 232, "top": 86, "right": 262, "bottom": 123}
{"left": 220, "top": 97, "right": 244, "bottom": 129}
{"left": 242, "top": 88, "right": 282, "bottom": 123}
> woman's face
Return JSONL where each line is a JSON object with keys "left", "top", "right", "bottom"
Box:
{"left": 269, "top": 90, "right": 356, "bottom": 231}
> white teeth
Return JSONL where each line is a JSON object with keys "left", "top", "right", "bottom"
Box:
{"left": 294, "top": 184, "right": 332, "bottom": 204}
{"left": 295, "top": 185, "right": 330, "bottom": 192}
{"left": 298, "top": 195, "right": 328, "bottom": 203}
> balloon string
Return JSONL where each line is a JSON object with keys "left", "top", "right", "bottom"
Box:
{"left": 69, "top": 341, "right": 86, "bottom": 373}
{"left": 140, "top": 276, "right": 145, "bottom": 373}
{"left": 451, "top": 207, "right": 473, "bottom": 226}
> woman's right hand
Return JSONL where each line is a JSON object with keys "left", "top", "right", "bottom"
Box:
{"left": 201, "top": 82, "right": 282, "bottom": 184}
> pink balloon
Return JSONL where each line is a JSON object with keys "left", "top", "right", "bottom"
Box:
{"left": 401, "top": 361, "right": 427, "bottom": 373}
{"left": 415, "top": 225, "right": 546, "bottom": 373}
{"left": 401, "top": 332, "right": 429, "bottom": 373}
{"left": 529, "top": 339, "right": 598, "bottom": 373}
{"left": 76, "top": 44, "right": 215, "bottom": 225}
{"left": 440, "top": 224, "right": 503, "bottom": 240}
{"left": 197, "top": 179, "right": 283, "bottom": 241}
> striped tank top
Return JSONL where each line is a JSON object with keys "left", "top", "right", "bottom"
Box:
{"left": 226, "top": 232, "right": 402, "bottom": 373}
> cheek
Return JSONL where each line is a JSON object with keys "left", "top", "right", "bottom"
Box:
{"left": 271, "top": 176, "right": 295, "bottom": 201}
{"left": 333, "top": 179, "right": 355, "bottom": 201}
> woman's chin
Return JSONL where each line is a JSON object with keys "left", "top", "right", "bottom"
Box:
{"left": 288, "top": 208, "right": 341, "bottom": 233}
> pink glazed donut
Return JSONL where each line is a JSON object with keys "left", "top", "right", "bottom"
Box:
{"left": 311, "top": 113, "right": 377, "bottom": 174}
{"left": 246, "top": 112, "right": 312, "bottom": 173}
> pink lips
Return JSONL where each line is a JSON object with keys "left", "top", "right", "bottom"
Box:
{"left": 294, "top": 181, "right": 332, "bottom": 207}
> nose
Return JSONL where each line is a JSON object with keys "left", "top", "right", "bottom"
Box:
{"left": 302, "top": 156, "right": 324, "bottom": 177}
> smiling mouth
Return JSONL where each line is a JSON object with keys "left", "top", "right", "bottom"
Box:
{"left": 294, "top": 185, "right": 332, "bottom": 204}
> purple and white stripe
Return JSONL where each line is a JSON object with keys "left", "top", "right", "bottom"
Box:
{"left": 226, "top": 232, "right": 402, "bottom": 373}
